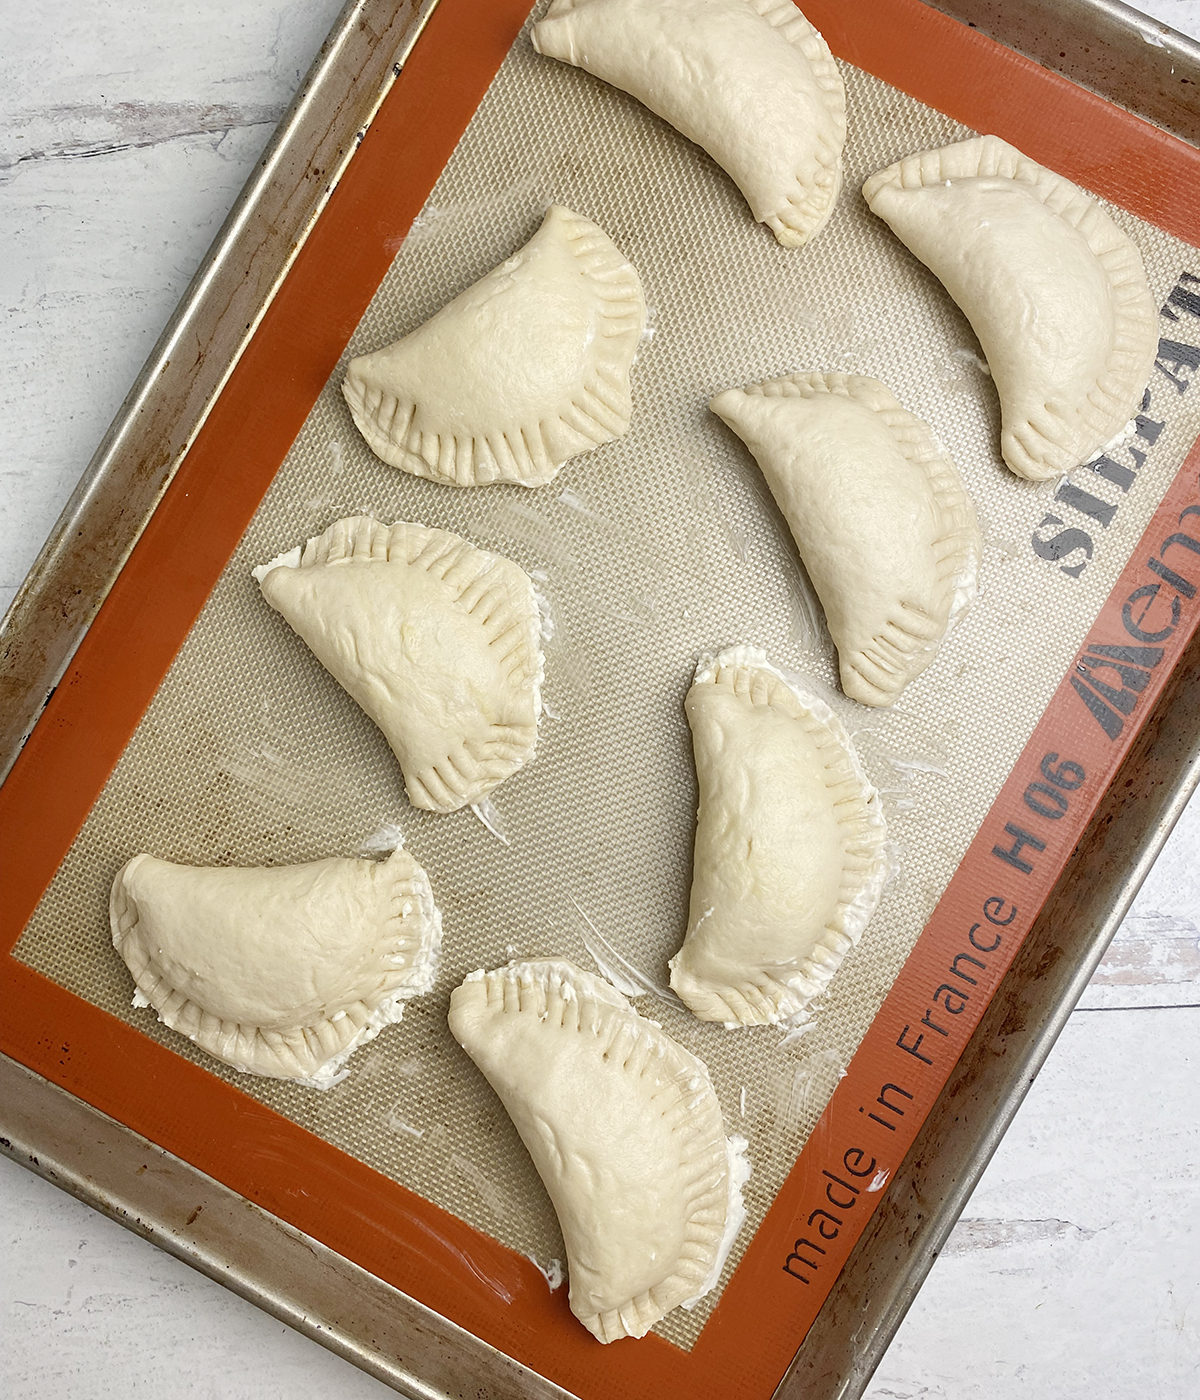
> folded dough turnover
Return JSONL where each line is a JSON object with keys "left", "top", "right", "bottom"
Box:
{"left": 533, "top": 0, "right": 845, "bottom": 248}
{"left": 711, "top": 372, "right": 980, "bottom": 707}
{"left": 669, "top": 649, "right": 888, "bottom": 1025}
{"left": 343, "top": 205, "right": 645, "bottom": 487}
{"left": 449, "top": 960, "right": 747, "bottom": 1342}
{"left": 863, "top": 135, "right": 1158, "bottom": 480}
{"left": 256, "top": 516, "right": 543, "bottom": 813}
{"left": 111, "top": 847, "right": 441, "bottom": 1087}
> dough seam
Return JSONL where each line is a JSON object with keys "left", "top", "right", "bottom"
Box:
{"left": 862, "top": 136, "right": 1157, "bottom": 479}
{"left": 461, "top": 963, "right": 730, "bottom": 1342}
{"left": 673, "top": 651, "right": 888, "bottom": 1025}
{"left": 343, "top": 207, "right": 644, "bottom": 487}
{"left": 724, "top": 372, "right": 979, "bottom": 704}
{"left": 533, "top": 1, "right": 846, "bottom": 248}
{"left": 111, "top": 854, "right": 440, "bottom": 1086}
{"left": 264, "top": 515, "right": 543, "bottom": 813}
{"left": 748, "top": 0, "right": 847, "bottom": 245}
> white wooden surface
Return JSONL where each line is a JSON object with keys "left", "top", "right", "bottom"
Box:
{"left": 2, "top": 2, "right": 1198, "bottom": 1396}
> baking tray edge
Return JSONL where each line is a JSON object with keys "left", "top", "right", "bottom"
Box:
{"left": 776, "top": 621, "right": 1200, "bottom": 1399}
{"left": 0, "top": 1050, "right": 570, "bottom": 1400}
{"left": 0, "top": 0, "right": 441, "bottom": 787}
{"left": 930, "top": 0, "right": 1200, "bottom": 144}
{"left": 2, "top": 0, "right": 1198, "bottom": 1397}
{"left": 3, "top": 632, "right": 1196, "bottom": 1400}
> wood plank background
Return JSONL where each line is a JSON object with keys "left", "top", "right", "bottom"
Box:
{"left": 2, "top": 2, "right": 1197, "bottom": 1397}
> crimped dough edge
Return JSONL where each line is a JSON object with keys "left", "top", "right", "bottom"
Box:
{"left": 449, "top": 959, "right": 736, "bottom": 1342}
{"left": 110, "top": 849, "right": 442, "bottom": 1088}
{"left": 746, "top": 0, "right": 847, "bottom": 246}
{"left": 670, "top": 646, "right": 889, "bottom": 1026}
{"left": 342, "top": 205, "right": 645, "bottom": 487}
{"left": 534, "top": 0, "right": 846, "bottom": 248}
{"left": 255, "top": 515, "right": 544, "bottom": 813}
{"left": 862, "top": 134, "right": 1158, "bottom": 480}
{"left": 711, "top": 370, "right": 981, "bottom": 705}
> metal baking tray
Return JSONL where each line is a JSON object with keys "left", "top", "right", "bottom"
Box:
{"left": 3, "top": 1, "right": 1199, "bottom": 1397}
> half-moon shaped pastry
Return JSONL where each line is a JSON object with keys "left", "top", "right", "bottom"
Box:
{"left": 710, "top": 372, "right": 980, "bottom": 707}
{"left": 111, "top": 846, "right": 441, "bottom": 1087}
{"left": 255, "top": 516, "right": 543, "bottom": 813}
{"left": 533, "top": 0, "right": 846, "bottom": 248}
{"left": 449, "top": 960, "right": 748, "bottom": 1342}
{"left": 669, "top": 648, "right": 888, "bottom": 1025}
{"left": 342, "top": 205, "right": 645, "bottom": 488}
{"left": 862, "top": 135, "right": 1158, "bottom": 480}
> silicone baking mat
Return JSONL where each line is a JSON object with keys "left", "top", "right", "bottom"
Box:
{"left": 3, "top": 2, "right": 1200, "bottom": 1396}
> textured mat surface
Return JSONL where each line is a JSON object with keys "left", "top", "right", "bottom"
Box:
{"left": 17, "top": 2, "right": 1199, "bottom": 1349}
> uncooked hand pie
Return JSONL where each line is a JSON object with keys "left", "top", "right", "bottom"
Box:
{"left": 863, "top": 135, "right": 1158, "bottom": 480}
{"left": 449, "top": 959, "right": 749, "bottom": 1341}
{"left": 111, "top": 846, "right": 441, "bottom": 1087}
{"left": 255, "top": 515, "right": 544, "bottom": 813}
{"left": 669, "top": 648, "right": 888, "bottom": 1025}
{"left": 533, "top": 0, "right": 846, "bottom": 248}
{"left": 711, "top": 371, "right": 980, "bottom": 707}
{"left": 343, "top": 205, "right": 645, "bottom": 487}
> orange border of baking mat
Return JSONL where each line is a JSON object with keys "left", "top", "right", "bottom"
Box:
{"left": 3, "top": 1, "right": 1200, "bottom": 1396}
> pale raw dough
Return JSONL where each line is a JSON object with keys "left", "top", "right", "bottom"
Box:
{"left": 710, "top": 371, "right": 980, "bottom": 706}
{"left": 110, "top": 847, "right": 441, "bottom": 1087}
{"left": 342, "top": 205, "right": 645, "bottom": 487}
{"left": 448, "top": 959, "right": 748, "bottom": 1342}
{"left": 533, "top": 0, "right": 846, "bottom": 248}
{"left": 862, "top": 135, "right": 1158, "bottom": 480}
{"left": 669, "top": 648, "right": 888, "bottom": 1025}
{"left": 255, "top": 516, "right": 543, "bottom": 813}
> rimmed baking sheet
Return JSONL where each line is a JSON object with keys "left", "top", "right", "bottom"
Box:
{"left": 3, "top": 2, "right": 1200, "bottom": 1397}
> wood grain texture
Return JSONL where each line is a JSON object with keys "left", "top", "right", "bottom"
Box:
{"left": 0, "top": 1, "right": 349, "bottom": 618}
{"left": 1, "top": 1, "right": 1197, "bottom": 1398}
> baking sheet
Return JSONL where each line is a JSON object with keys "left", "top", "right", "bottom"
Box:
{"left": 14, "top": 0, "right": 1200, "bottom": 1360}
